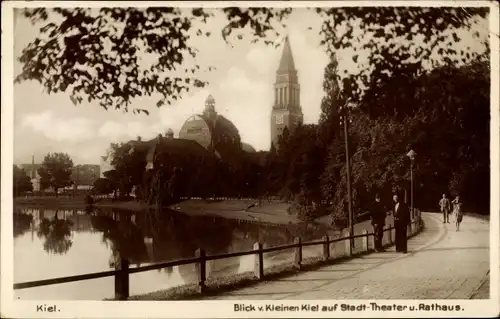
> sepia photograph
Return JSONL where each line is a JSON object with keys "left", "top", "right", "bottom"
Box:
{"left": 1, "top": 1, "right": 499, "bottom": 318}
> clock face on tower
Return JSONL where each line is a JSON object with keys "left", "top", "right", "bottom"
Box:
{"left": 276, "top": 114, "right": 284, "bottom": 125}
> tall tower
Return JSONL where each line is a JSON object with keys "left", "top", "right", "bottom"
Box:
{"left": 270, "top": 36, "right": 303, "bottom": 149}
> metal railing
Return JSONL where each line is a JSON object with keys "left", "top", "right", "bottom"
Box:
{"left": 14, "top": 210, "right": 423, "bottom": 300}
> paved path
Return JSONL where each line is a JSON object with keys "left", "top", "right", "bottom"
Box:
{"left": 206, "top": 212, "right": 490, "bottom": 300}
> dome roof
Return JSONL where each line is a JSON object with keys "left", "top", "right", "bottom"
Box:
{"left": 211, "top": 115, "right": 240, "bottom": 144}
{"left": 178, "top": 115, "right": 212, "bottom": 149}
{"left": 179, "top": 114, "right": 241, "bottom": 151}
{"left": 241, "top": 143, "right": 256, "bottom": 153}
{"left": 177, "top": 93, "right": 243, "bottom": 161}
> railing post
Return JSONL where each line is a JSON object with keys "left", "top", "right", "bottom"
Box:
{"left": 369, "top": 231, "right": 375, "bottom": 250}
{"left": 195, "top": 248, "right": 206, "bottom": 293}
{"left": 293, "top": 237, "right": 302, "bottom": 270}
{"left": 114, "top": 258, "right": 129, "bottom": 300}
{"left": 253, "top": 242, "right": 264, "bottom": 280}
{"left": 361, "top": 230, "right": 368, "bottom": 251}
{"left": 344, "top": 230, "right": 352, "bottom": 257}
{"left": 388, "top": 225, "right": 392, "bottom": 244}
{"left": 322, "top": 235, "right": 330, "bottom": 261}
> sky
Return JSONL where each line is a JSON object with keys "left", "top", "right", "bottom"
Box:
{"left": 12, "top": 7, "right": 489, "bottom": 165}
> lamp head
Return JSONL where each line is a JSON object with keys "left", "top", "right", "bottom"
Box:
{"left": 406, "top": 149, "right": 417, "bottom": 161}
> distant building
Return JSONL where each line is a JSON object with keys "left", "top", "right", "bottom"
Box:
{"left": 99, "top": 94, "right": 258, "bottom": 177}
{"left": 19, "top": 155, "right": 41, "bottom": 191}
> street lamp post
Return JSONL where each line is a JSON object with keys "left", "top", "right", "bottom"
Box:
{"left": 406, "top": 150, "right": 417, "bottom": 220}
{"left": 341, "top": 101, "right": 354, "bottom": 250}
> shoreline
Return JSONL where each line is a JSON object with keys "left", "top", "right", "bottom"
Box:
{"left": 13, "top": 196, "right": 304, "bottom": 226}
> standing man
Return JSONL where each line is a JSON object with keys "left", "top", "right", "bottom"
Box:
{"left": 439, "top": 193, "right": 451, "bottom": 223}
{"left": 370, "top": 194, "right": 387, "bottom": 252}
{"left": 393, "top": 193, "right": 410, "bottom": 253}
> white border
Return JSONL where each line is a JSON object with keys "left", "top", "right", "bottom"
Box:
{"left": 1, "top": 1, "right": 499, "bottom": 318}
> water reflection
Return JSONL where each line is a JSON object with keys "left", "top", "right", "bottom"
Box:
{"left": 36, "top": 210, "right": 74, "bottom": 255}
{"left": 14, "top": 206, "right": 329, "bottom": 300}
{"left": 13, "top": 209, "right": 33, "bottom": 238}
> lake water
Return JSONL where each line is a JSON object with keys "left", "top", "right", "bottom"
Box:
{"left": 13, "top": 206, "right": 332, "bottom": 300}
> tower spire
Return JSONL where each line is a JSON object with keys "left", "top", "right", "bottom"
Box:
{"left": 277, "top": 36, "right": 296, "bottom": 73}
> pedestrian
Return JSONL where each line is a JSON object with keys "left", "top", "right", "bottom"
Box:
{"left": 392, "top": 193, "right": 410, "bottom": 253}
{"left": 370, "top": 193, "right": 387, "bottom": 252}
{"left": 439, "top": 193, "right": 451, "bottom": 223}
{"left": 452, "top": 195, "right": 464, "bottom": 231}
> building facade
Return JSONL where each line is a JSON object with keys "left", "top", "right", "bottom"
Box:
{"left": 270, "top": 36, "right": 304, "bottom": 149}
{"left": 99, "top": 94, "right": 257, "bottom": 178}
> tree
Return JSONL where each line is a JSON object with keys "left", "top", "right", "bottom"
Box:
{"left": 318, "top": 54, "right": 342, "bottom": 147}
{"left": 103, "top": 169, "right": 120, "bottom": 199}
{"left": 319, "top": 58, "right": 490, "bottom": 218}
{"left": 15, "top": 7, "right": 292, "bottom": 113}
{"left": 318, "top": 7, "right": 489, "bottom": 102}
{"left": 167, "top": 167, "right": 182, "bottom": 202}
{"left": 37, "top": 153, "right": 74, "bottom": 196}
{"left": 16, "top": 7, "right": 487, "bottom": 113}
{"left": 262, "top": 124, "right": 328, "bottom": 221}
{"left": 109, "top": 142, "right": 148, "bottom": 198}
{"left": 92, "top": 177, "right": 115, "bottom": 195}
{"left": 13, "top": 165, "right": 33, "bottom": 196}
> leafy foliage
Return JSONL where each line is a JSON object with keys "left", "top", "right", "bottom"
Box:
{"left": 16, "top": 7, "right": 487, "bottom": 113}
{"left": 71, "top": 164, "right": 100, "bottom": 186}
{"left": 318, "top": 54, "right": 342, "bottom": 147}
{"left": 37, "top": 152, "right": 74, "bottom": 196}
{"left": 13, "top": 165, "right": 34, "bottom": 196}
{"left": 92, "top": 177, "right": 115, "bottom": 195}
{"left": 16, "top": 7, "right": 291, "bottom": 112}
{"left": 323, "top": 59, "right": 490, "bottom": 217}
{"left": 317, "top": 7, "right": 489, "bottom": 101}
{"left": 109, "top": 142, "right": 148, "bottom": 197}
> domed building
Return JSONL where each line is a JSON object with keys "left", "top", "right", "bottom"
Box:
{"left": 179, "top": 94, "right": 254, "bottom": 160}
{"left": 99, "top": 94, "right": 257, "bottom": 179}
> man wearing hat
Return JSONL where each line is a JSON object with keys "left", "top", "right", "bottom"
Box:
{"left": 392, "top": 193, "right": 410, "bottom": 253}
